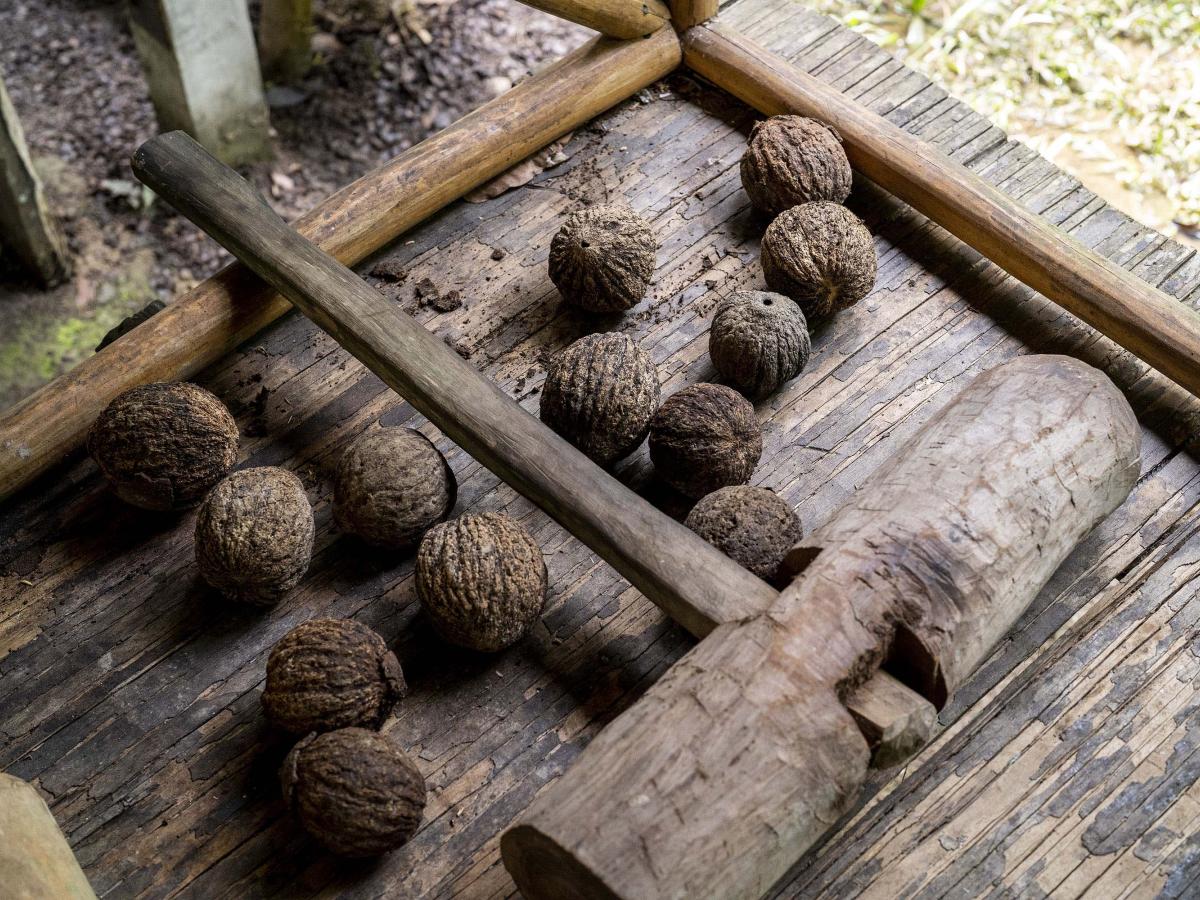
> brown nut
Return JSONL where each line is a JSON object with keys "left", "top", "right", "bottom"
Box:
{"left": 709, "top": 291, "right": 811, "bottom": 399}
{"left": 548, "top": 203, "right": 656, "bottom": 312}
{"left": 685, "top": 485, "right": 803, "bottom": 582}
{"left": 649, "top": 383, "right": 762, "bottom": 499}
{"left": 741, "top": 115, "right": 852, "bottom": 218}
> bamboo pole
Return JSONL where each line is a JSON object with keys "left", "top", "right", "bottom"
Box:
{"left": 668, "top": 0, "right": 717, "bottom": 28}
{"left": 0, "top": 29, "right": 682, "bottom": 503}
{"left": 518, "top": 0, "right": 671, "bottom": 38}
{"left": 683, "top": 23, "right": 1200, "bottom": 399}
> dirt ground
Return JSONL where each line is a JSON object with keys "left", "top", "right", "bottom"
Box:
{"left": 0, "top": 0, "right": 586, "bottom": 409}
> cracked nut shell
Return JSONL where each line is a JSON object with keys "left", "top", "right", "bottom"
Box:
{"left": 88, "top": 382, "right": 239, "bottom": 511}
{"left": 540, "top": 332, "right": 660, "bottom": 466}
{"left": 685, "top": 485, "right": 803, "bottom": 582}
{"left": 649, "top": 383, "right": 762, "bottom": 499}
{"left": 282, "top": 727, "right": 426, "bottom": 857}
{"left": 740, "top": 115, "right": 853, "bottom": 218}
{"left": 710, "top": 291, "right": 811, "bottom": 399}
{"left": 416, "top": 513, "right": 547, "bottom": 652}
{"left": 195, "top": 466, "right": 314, "bottom": 605}
{"left": 760, "top": 201, "right": 877, "bottom": 319}
{"left": 548, "top": 204, "right": 656, "bottom": 312}
{"left": 334, "top": 428, "right": 456, "bottom": 548}
{"left": 263, "top": 618, "right": 407, "bottom": 734}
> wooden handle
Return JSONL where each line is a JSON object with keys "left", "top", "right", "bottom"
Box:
{"left": 0, "top": 28, "right": 682, "bottom": 504}
{"left": 0, "top": 774, "right": 97, "bottom": 900}
{"left": 517, "top": 0, "right": 671, "bottom": 38}
{"left": 683, "top": 23, "right": 1200, "bottom": 398}
{"left": 132, "top": 131, "right": 933, "bottom": 764}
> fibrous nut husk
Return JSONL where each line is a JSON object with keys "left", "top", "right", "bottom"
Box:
{"left": 282, "top": 727, "right": 426, "bottom": 857}
{"left": 540, "top": 332, "right": 660, "bottom": 466}
{"left": 710, "top": 291, "right": 811, "bottom": 399}
{"left": 760, "top": 201, "right": 877, "bottom": 320}
{"left": 740, "top": 116, "right": 852, "bottom": 218}
{"left": 416, "top": 513, "right": 547, "bottom": 652}
{"left": 649, "top": 383, "right": 762, "bottom": 499}
{"left": 262, "top": 618, "right": 406, "bottom": 734}
{"left": 685, "top": 485, "right": 803, "bottom": 582}
{"left": 88, "top": 382, "right": 239, "bottom": 511}
{"left": 334, "top": 428, "right": 456, "bottom": 548}
{"left": 195, "top": 466, "right": 314, "bottom": 605}
{"left": 548, "top": 204, "right": 656, "bottom": 313}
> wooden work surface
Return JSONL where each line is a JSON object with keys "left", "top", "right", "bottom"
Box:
{"left": 3, "top": 1, "right": 1200, "bottom": 896}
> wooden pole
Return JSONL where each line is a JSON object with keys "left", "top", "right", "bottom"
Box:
{"left": 132, "top": 130, "right": 934, "bottom": 766}
{"left": 128, "top": 0, "right": 271, "bottom": 164}
{"left": 0, "top": 72, "right": 70, "bottom": 286}
{"left": 259, "top": 0, "right": 313, "bottom": 83}
{"left": 668, "top": 0, "right": 718, "bottom": 28}
{"left": 518, "top": 0, "right": 671, "bottom": 38}
{"left": 0, "top": 29, "right": 682, "bottom": 503}
{"left": 683, "top": 23, "right": 1200, "bottom": 399}
{"left": 0, "top": 774, "right": 97, "bottom": 899}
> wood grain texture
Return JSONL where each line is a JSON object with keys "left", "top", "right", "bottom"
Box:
{"left": 133, "top": 130, "right": 931, "bottom": 764}
{"left": 683, "top": 22, "right": 1200, "bottom": 401}
{"left": 3, "top": 1, "right": 1200, "bottom": 896}
{"left": 518, "top": 0, "right": 671, "bottom": 39}
{"left": 669, "top": 0, "right": 718, "bottom": 28}
{"left": 502, "top": 355, "right": 1140, "bottom": 900}
{"left": 0, "top": 27, "right": 681, "bottom": 504}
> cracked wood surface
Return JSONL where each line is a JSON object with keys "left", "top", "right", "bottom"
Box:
{"left": 2, "top": 0, "right": 1200, "bottom": 896}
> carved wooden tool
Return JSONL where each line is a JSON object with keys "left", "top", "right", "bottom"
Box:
{"left": 130, "top": 131, "right": 932, "bottom": 765}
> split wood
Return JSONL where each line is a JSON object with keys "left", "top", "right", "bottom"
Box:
{"left": 133, "top": 131, "right": 1140, "bottom": 900}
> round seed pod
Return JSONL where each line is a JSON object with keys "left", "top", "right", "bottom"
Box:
{"left": 334, "top": 428, "right": 456, "bottom": 548}
{"left": 195, "top": 466, "right": 314, "bottom": 605}
{"left": 416, "top": 513, "right": 547, "bottom": 652}
{"left": 760, "top": 201, "right": 877, "bottom": 320}
{"left": 548, "top": 204, "right": 656, "bottom": 313}
{"left": 282, "top": 727, "right": 426, "bottom": 857}
{"left": 709, "top": 291, "right": 811, "bottom": 399}
{"left": 262, "top": 619, "right": 407, "bottom": 735}
{"left": 87, "top": 382, "right": 239, "bottom": 511}
{"left": 539, "top": 332, "right": 660, "bottom": 466}
{"left": 685, "top": 485, "right": 803, "bottom": 582}
{"left": 740, "top": 115, "right": 853, "bottom": 218}
{"left": 649, "top": 383, "right": 762, "bottom": 499}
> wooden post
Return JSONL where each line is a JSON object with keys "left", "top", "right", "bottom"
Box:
{"left": 128, "top": 0, "right": 271, "bottom": 164}
{"left": 0, "top": 29, "right": 682, "bottom": 503}
{"left": 683, "top": 23, "right": 1200, "bottom": 399}
{"left": 668, "top": 0, "right": 718, "bottom": 28}
{"left": 259, "top": 0, "right": 313, "bottom": 83}
{"left": 0, "top": 774, "right": 97, "bottom": 899}
{"left": 518, "top": 0, "right": 671, "bottom": 38}
{"left": 0, "top": 72, "right": 69, "bottom": 286}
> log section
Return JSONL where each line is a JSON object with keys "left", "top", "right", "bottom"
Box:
{"left": 0, "top": 28, "right": 681, "bottom": 503}
{"left": 518, "top": 0, "right": 671, "bottom": 39}
{"left": 503, "top": 355, "right": 1140, "bottom": 900}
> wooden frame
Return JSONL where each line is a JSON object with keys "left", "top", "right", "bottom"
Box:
{"left": 5, "top": 4, "right": 1200, "bottom": 897}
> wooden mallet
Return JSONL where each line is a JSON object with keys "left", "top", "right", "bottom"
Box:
{"left": 132, "top": 132, "right": 1141, "bottom": 899}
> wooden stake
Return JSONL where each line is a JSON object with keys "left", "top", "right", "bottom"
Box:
{"left": 0, "top": 72, "right": 69, "bottom": 286}
{"left": 259, "top": 0, "right": 313, "bottom": 83}
{"left": 0, "top": 29, "right": 682, "bottom": 503}
{"left": 0, "top": 774, "right": 97, "bottom": 899}
{"left": 683, "top": 23, "right": 1200, "bottom": 399}
{"left": 128, "top": 0, "right": 271, "bottom": 164}
{"left": 518, "top": 0, "right": 671, "bottom": 38}
{"left": 668, "top": 0, "right": 718, "bottom": 28}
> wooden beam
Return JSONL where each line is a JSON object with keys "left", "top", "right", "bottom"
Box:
{"left": 0, "top": 29, "right": 682, "bottom": 503}
{"left": 259, "top": 0, "right": 313, "bottom": 83}
{"left": 518, "top": 0, "right": 671, "bottom": 39}
{"left": 0, "top": 72, "right": 69, "bottom": 286}
{"left": 0, "top": 774, "right": 97, "bottom": 899}
{"left": 683, "top": 23, "right": 1200, "bottom": 400}
{"left": 669, "top": 0, "right": 718, "bottom": 28}
{"left": 128, "top": 0, "right": 271, "bottom": 164}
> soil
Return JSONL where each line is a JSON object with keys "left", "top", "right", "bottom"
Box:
{"left": 0, "top": 0, "right": 585, "bottom": 410}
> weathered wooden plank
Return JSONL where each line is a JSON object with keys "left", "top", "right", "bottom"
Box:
{"left": 4, "top": 1, "right": 1200, "bottom": 897}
